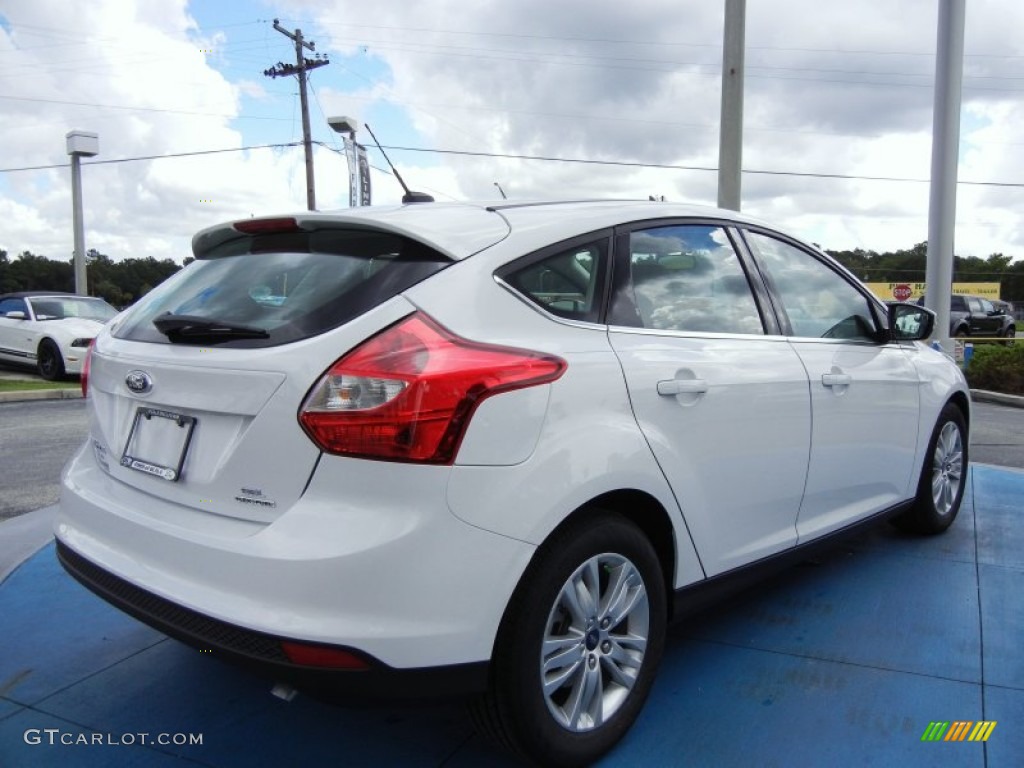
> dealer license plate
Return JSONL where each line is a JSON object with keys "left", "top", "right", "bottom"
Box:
{"left": 120, "top": 407, "right": 196, "bottom": 482}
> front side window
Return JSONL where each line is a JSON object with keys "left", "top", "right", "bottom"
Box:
{"left": 623, "top": 225, "right": 764, "bottom": 335}
{"left": 744, "top": 231, "right": 879, "bottom": 341}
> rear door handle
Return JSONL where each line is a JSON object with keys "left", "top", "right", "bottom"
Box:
{"left": 657, "top": 378, "right": 709, "bottom": 396}
{"left": 821, "top": 373, "right": 852, "bottom": 388}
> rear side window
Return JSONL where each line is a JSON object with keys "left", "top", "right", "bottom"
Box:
{"left": 499, "top": 236, "right": 609, "bottom": 324}
{"left": 112, "top": 230, "right": 449, "bottom": 347}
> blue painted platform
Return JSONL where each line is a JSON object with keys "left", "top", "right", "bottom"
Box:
{"left": 1, "top": 464, "right": 1021, "bottom": 766}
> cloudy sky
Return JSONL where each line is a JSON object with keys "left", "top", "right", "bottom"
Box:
{"left": 2, "top": 0, "right": 1024, "bottom": 265}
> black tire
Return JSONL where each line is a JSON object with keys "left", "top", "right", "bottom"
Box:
{"left": 470, "top": 512, "right": 666, "bottom": 767}
{"left": 891, "top": 403, "right": 968, "bottom": 534}
{"left": 1004, "top": 326, "right": 1015, "bottom": 346}
{"left": 37, "top": 339, "right": 65, "bottom": 381}
{"left": 953, "top": 327, "right": 968, "bottom": 338}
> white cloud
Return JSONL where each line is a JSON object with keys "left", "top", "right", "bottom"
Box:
{"left": 2, "top": 0, "right": 1024, "bottom": 266}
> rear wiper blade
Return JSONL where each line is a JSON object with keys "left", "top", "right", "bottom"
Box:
{"left": 153, "top": 312, "right": 269, "bottom": 341}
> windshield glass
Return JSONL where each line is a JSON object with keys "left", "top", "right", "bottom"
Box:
{"left": 29, "top": 296, "right": 118, "bottom": 322}
{"left": 111, "top": 229, "right": 450, "bottom": 347}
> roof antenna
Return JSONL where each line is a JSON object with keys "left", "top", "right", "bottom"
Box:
{"left": 494, "top": 182, "right": 507, "bottom": 199}
{"left": 363, "top": 123, "right": 434, "bottom": 204}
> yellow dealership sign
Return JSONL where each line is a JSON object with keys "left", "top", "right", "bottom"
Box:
{"left": 865, "top": 282, "right": 1001, "bottom": 302}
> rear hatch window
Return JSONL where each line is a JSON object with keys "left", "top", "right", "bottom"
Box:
{"left": 112, "top": 228, "right": 450, "bottom": 347}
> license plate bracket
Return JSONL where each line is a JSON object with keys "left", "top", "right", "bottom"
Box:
{"left": 120, "top": 407, "right": 196, "bottom": 482}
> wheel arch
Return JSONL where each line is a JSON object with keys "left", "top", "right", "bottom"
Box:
{"left": 947, "top": 390, "right": 971, "bottom": 431}
{"left": 507, "top": 489, "right": 680, "bottom": 628}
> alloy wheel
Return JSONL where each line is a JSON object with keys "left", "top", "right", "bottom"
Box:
{"left": 540, "top": 553, "right": 650, "bottom": 732}
{"left": 931, "top": 421, "right": 964, "bottom": 516}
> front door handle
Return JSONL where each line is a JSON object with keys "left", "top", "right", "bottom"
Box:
{"left": 657, "top": 378, "right": 709, "bottom": 396}
{"left": 821, "top": 372, "right": 852, "bottom": 388}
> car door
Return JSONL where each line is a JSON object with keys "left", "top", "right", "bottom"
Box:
{"left": 607, "top": 222, "right": 811, "bottom": 577}
{"left": 740, "top": 230, "right": 921, "bottom": 541}
{"left": 0, "top": 296, "right": 34, "bottom": 366}
{"left": 976, "top": 298, "right": 1001, "bottom": 336}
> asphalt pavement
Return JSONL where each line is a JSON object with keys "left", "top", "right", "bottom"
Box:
{"left": 1, "top": 465, "right": 1021, "bottom": 766}
{"left": 0, "top": 400, "right": 88, "bottom": 520}
{"left": 1, "top": 366, "right": 1022, "bottom": 766}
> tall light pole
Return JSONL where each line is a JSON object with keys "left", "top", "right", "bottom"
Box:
{"left": 924, "top": 0, "right": 966, "bottom": 354}
{"left": 66, "top": 130, "right": 98, "bottom": 296}
{"left": 717, "top": 0, "right": 746, "bottom": 211}
{"left": 328, "top": 115, "right": 371, "bottom": 207}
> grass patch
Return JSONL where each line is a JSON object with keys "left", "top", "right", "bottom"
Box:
{"left": 0, "top": 379, "right": 80, "bottom": 392}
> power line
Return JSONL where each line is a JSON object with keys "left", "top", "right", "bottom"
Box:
{"left": 3, "top": 139, "right": 1023, "bottom": 190}
{"left": 371, "top": 144, "right": 1024, "bottom": 188}
{"left": 0, "top": 142, "right": 303, "bottom": 174}
{"left": 294, "top": 18, "right": 1024, "bottom": 60}
{"left": 324, "top": 34, "right": 1024, "bottom": 86}
{"left": 0, "top": 94, "right": 292, "bottom": 121}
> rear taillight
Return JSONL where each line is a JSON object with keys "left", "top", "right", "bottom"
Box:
{"left": 80, "top": 339, "right": 95, "bottom": 398}
{"left": 299, "top": 312, "right": 566, "bottom": 464}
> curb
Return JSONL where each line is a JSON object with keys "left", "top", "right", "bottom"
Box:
{"left": 970, "top": 389, "right": 1024, "bottom": 409}
{"left": 0, "top": 505, "right": 57, "bottom": 586}
{"left": 0, "top": 388, "right": 83, "bottom": 404}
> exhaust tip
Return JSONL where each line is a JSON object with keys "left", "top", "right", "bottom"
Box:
{"left": 270, "top": 683, "right": 299, "bottom": 702}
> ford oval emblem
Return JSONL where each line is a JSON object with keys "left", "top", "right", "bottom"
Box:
{"left": 125, "top": 370, "right": 153, "bottom": 394}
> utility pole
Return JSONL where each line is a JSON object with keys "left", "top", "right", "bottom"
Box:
{"left": 264, "top": 18, "right": 329, "bottom": 211}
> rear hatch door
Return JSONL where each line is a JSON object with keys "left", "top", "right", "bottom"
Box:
{"left": 88, "top": 217, "right": 498, "bottom": 524}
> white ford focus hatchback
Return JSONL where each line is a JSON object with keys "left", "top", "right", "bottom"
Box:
{"left": 57, "top": 200, "right": 969, "bottom": 766}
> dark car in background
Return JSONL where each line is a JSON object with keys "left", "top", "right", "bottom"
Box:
{"left": 920, "top": 294, "right": 1015, "bottom": 339}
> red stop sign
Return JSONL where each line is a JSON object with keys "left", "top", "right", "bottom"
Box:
{"left": 893, "top": 284, "right": 912, "bottom": 301}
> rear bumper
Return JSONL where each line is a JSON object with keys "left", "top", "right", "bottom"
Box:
{"left": 57, "top": 443, "right": 535, "bottom": 674}
{"left": 56, "top": 540, "right": 489, "bottom": 699}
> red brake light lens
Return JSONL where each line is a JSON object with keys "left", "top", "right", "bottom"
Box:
{"left": 299, "top": 312, "right": 566, "bottom": 464}
{"left": 280, "top": 641, "right": 370, "bottom": 669}
{"left": 232, "top": 217, "right": 300, "bottom": 235}
{"left": 80, "top": 339, "right": 95, "bottom": 398}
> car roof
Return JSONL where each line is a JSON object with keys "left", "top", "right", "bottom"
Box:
{"left": 0, "top": 291, "right": 78, "bottom": 300}
{"left": 192, "top": 199, "right": 778, "bottom": 261}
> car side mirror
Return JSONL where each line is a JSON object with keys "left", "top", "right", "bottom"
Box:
{"left": 4, "top": 311, "right": 26, "bottom": 320}
{"left": 888, "top": 302, "right": 935, "bottom": 341}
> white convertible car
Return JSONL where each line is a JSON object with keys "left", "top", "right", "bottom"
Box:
{"left": 0, "top": 291, "right": 118, "bottom": 380}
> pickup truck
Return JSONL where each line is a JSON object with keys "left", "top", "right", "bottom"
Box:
{"left": 942, "top": 294, "right": 1015, "bottom": 338}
